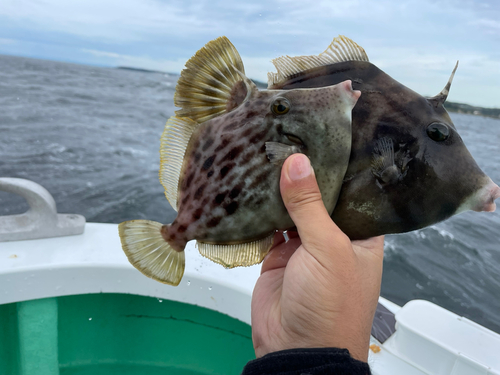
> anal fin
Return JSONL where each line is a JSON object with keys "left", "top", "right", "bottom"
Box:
{"left": 197, "top": 233, "right": 274, "bottom": 268}
{"left": 265, "top": 142, "right": 302, "bottom": 166}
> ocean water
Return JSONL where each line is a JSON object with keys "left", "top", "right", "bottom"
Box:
{"left": 1, "top": 54, "right": 499, "bottom": 333}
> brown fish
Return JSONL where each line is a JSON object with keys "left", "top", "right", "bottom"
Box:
{"left": 118, "top": 37, "right": 360, "bottom": 285}
{"left": 268, "top": 36, "right": 500, "bottom": 240}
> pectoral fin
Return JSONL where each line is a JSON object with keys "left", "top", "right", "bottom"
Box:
{"left": 372, "top": 138, "right": 411, "bottom": 187}
{"left": 265, "top": 142, "right": 302, "bottom": 165}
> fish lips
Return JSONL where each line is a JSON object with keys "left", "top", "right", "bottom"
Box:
{"left": 474, "top": 181, "right": 500, "bottom": 212}
{"left": 458, "top": 178, "right": 500, "bottom": 213}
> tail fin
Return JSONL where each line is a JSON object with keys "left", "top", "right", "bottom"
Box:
{"left": 118, "top": 220, "right": 185, "bottom": 286}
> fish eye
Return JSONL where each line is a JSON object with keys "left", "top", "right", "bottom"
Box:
{"left": 271, "top": 98, "right": 291, "bottom": 115}
{"left": 426, "top": 122, "right": 450, "bottom": 142}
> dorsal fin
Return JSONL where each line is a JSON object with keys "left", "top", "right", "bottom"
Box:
{"left": 267, "top": 35, "right": 369, "bottom": 88}
{"left": 174, "top": 36, "right": 256, "bottom": 123}
{"left": 159, "top": 115, "right": 198, "bottom": 211}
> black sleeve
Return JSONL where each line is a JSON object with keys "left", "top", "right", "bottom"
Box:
{"left": 241, "top": 348, "right": 371, "bottom": 375}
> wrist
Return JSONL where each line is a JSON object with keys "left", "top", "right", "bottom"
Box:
{"left": 243, "top": 348, "right": 371, "bottom": 375}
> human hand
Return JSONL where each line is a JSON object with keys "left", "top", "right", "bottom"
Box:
{"left": 251, "top": 153, "right": 385, "bottom": 362}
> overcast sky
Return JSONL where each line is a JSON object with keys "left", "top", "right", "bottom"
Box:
{"left": 1, "top": 0, "right": 499, "bottom": 107}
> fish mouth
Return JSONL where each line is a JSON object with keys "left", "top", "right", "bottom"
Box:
{"left": 470, "top": 179, "right": 500, "bottom": 213}
{"left": 477, "top": 182, "right": 500, "bottom": 212}
{"left": 455, "top": 178, "right": 500, "bottom": 214}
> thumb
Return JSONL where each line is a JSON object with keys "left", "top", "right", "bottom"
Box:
{"left": 280, "top": 154, "right": 348, "bottom": 260}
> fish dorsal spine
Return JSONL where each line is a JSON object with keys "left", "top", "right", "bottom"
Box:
{"left": 267, "top": 35, "right": 369, "bottom": 88}
{"left": 428, "top": 61, "right": 459, "bottom": 108}
{"left": 174, "top": 36, "right": 257, "bottom": 124}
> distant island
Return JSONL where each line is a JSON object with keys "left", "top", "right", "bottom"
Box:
{"left": 116, "top": 67, "right": 499, "bottom": 119}
{"left": 442, "top": 101, "right": 500, "bottom": 119}
{"left": 117, "top": 66, "right": 169, "bottom": 75}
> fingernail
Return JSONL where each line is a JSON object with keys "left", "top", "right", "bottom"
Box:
{"left": 287, "top": 154, "right": 312, "bottom": 181}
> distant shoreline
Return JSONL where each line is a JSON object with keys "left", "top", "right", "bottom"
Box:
{"left": 442, "top": 101, "right": 500, "bottom": 120}
{"left": 117, "top": 66, "right": 169, "bottom": 75}
{"left": 115, "top": 66, "right": 499, "bottom": 119}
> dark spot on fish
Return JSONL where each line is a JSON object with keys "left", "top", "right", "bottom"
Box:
{"left": 169, "top": 233, "right": 176, "bottom": 240}
{"left": 220, "top": 163, "right": 235, "bottom": 178}
{"left": 202, "top": 155, "right": 216, "bottom": 170}
{"left": 178, "top": 225, "right": 187, "bottom": 233}
{"left": 250, "top": 129, "right": 268, "bottom": 144}
{"left": 214, "top": 139, "right": 230, "bottom": 152}
{"left": 229, "top": 187, "right": 241, "bottom": 199}
{"left": 193, "top": 139, "right": 200, "bottom": 150}
{"left": 194, "top": 152, "right": 202, "bottom": 162}
{"left": 241, "top": 149, "right": 255, "bottom": 164}
{"left": 185, "top": 172, "right": 195, "bottom": 188}
{"left": 224, "top": 201, "right": 238, "bottom": 215}
{"left": 223, "top": 122, "right": 238, "bottom": 131}
{"left": 242, "top": 163, "right": 260, "bottom": 180}
{"left": 194, "top": 184, "right": 206, "bottom": 200}
{"left": 245, "top": 111, "right": 258, "bottom": 119}
{"left": 203, "top": 138, "right": 214, "bottom": 151}
{"left": 242, "top": 127, "right": 254, "bottom": 138}
{"left": 207, "top": 170, "right": 214, "bottom": 178}
{"left": 254, "top": 197, "right": 265, "bottom": 206}
{"left": 215, "top": 192, "right": 227, "bottom": 205}
{"left": 181, "top": 194, "right": 190, "bottom": 206}
{"left": 255, "top": 100, "right": 264, "bottom": 106}
{"left": 201, "top": 197, "right": 209, "bottom": 206}
{"left": 249, "top": 171, "right": 269, "bottom": 189}
{"left": 223, "top": 146, "right": 244, "bottom": 161}
{"left": 207, "top": 216, "right": 222, "bottom": 228}
{"left": 192, "top": 208, "right": 203, "bottom": 220}
{"left": 260, "top": 144, "right": 266, "bottom": 153}
{"left": 245, "top": 101, "right": 250, "bottom": 107}
{"left": 245, "top": 193, "right": 256, "bottom": 204}
{"left": 194, "top": 175, "right": 203, "bottom": 185}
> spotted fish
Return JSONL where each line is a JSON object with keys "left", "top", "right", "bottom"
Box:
{"left": 118, "top": 37, "right": 360, "bottom": 285}
{"left": 268, "top": 36, "right": 500, "bottom": 240}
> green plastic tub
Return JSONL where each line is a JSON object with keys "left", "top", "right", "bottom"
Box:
{"left": 0, "top": 293, "right": 254, "bottom": 375}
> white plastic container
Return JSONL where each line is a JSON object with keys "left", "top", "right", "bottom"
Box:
{"left": 383, "top": 300, "right": 500, "bottom": 375}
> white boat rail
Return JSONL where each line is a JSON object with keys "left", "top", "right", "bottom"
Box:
{"left": 0, "top": 178, "right": 85, "bottom": 242}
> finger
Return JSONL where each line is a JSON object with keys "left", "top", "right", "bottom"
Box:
{"left": 280, "top": 154, "right": 348, "bottom": 259}
{"left": 261, "top": 237, "right": 301, "bottom": 274}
